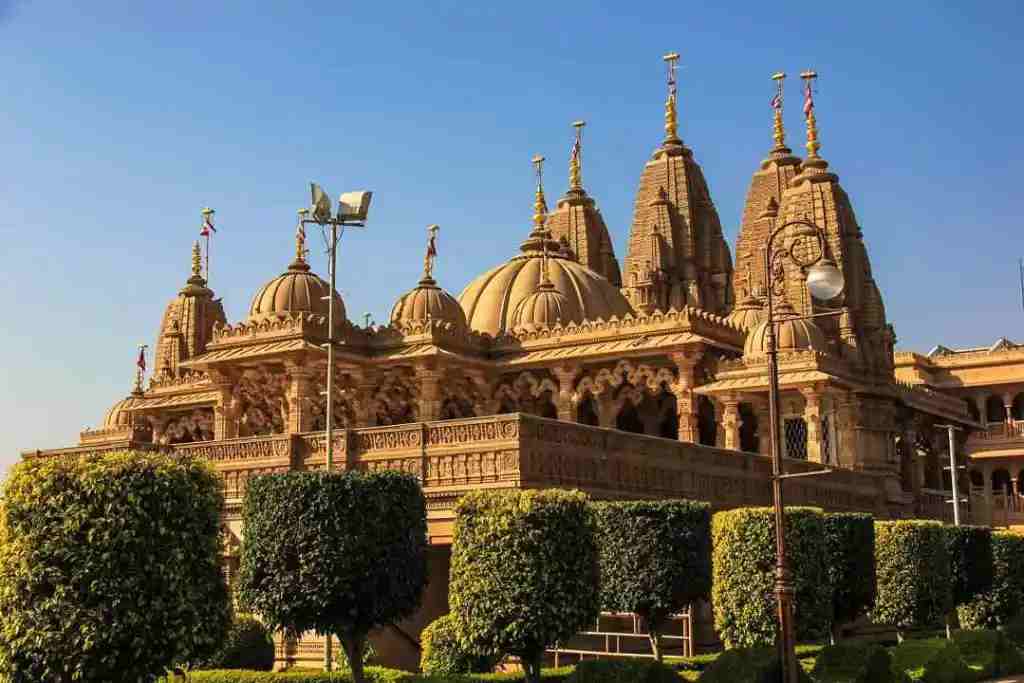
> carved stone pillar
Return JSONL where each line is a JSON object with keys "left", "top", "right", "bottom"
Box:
{"left": 671, "top": 350, "right": 703, "bottom": 443}
{"left": 835, "top": 394, "right": 859, "bottom": 468}
{"left": 417, "top": 366, "right": 443, "bottom": 422}
{"left": 285, "top": 363, "right": 315, "bottom": 434}
{"left": 1004, "top": 393, "right": 1014, "bottom": 424}
{"left": 210, "top": 371, "right": 238, "bottom": 441}
{"left": 975, "top": 393, "right": 988, "bottom": 428}
{"left": 801, "top": 388, "right": 824, "bottom": 464}
{"left": 721, "top": 395, "right": 742, "bottom": 451}
{"left": 352, "top": 370, "right": 378, "bottom": 427}
{"left": 551, "top": 365, "right": 579, "bottom": 423}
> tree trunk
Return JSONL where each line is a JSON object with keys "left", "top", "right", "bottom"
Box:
{"left": 522, "top": 651, "right": 543, "bottom": 683}
{"left": 341, "top": 634, "right": 366, "bottom": 683}
{"left": 945, "top": 613, "right": 954, "bottom": 640}
{"left": 649, "top": 628, "right": 663, "bottom": 662}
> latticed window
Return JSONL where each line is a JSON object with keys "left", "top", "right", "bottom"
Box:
{"left": 784, "top": 418, "right": 808, "bottom": 460}
{"left": 821, "top": 416, "right": 832, "bottom": 464}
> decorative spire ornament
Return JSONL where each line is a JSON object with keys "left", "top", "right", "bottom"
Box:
{"left": 771, "top": 72, "right": 787, "bottom": 150}
{"left": 569, "top": 120, "right": 585, "bottom": 192}
{"left": 801, "top": 70, "right": 821, "bottom": 160}
{"left": 296, "top": 208, "right": 309, "bottom": 262}
{"left": 532, "top": 154, "right": 548, "bottom": 230}
{"left": 191, "top": 240, "right": 202, "bottom": 278}
{"left": 199, "top": 207, "right": 215, "bottom": 282}
{"left": 663, "top": 52, "right": 681, "bottom": 144}
{"left": 133, "top": 344, "right": 148, "bottom": 395}
{"left": 423, "top": 224, "right": 440, "bottom": 280}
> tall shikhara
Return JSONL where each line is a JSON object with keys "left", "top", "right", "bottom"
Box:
{"left": 622, "top": 55, "right": 734, "bottom": 316}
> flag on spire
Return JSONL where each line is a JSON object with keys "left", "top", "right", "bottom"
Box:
{"left": 770, "top": 92, "right": 782, "bottom": 110}
{"left": 200, "top": 213, "right": 216, "bottom": 237}
{"left": 136, "top": 346, "right": 146, "bottom": 372}
{"left": 803, "top": 79, "right": 814, "bottom": 117}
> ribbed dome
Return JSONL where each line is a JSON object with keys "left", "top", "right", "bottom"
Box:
{"left": 726, "top": 293, "right": 766, "bottom": 332}
{"left": 390, "top": 277, "right": 468, "bottom": 333}
{"left": 248, "top": 258, "right": 345, "bottom": 325}
{"left": 103, "top": 397, "right": 138, "bottom": 428}
{"left": 744, "top": 300, "right": 827, "bottom": 357}
{"left": 510, "top": 280, "right": 581, "bottom": 332}
{"left": 459, "top": 252, "right": 633, "bottom": 336}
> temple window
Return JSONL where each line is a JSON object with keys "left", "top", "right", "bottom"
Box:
{"left": 739, "top": 403, "right": 758, "bottom": 453}
{"left": 783, "top": 418, "right": 808, "bottom": 460}
{"left": 986, "top": 395, "right": 1006, "bottom": 424}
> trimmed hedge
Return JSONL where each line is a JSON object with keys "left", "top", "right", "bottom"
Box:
{"left": 0, "top": 451, "right": 230, "bottom": 682}
{"left": 420, "top": 614, "right": 496, "bottom": 676}
{"left": 202, "top": 614, "right": 275, "bottom": 671}
{"left": 711, "top": 507, "right": 831, "bottom": 648}
{"left": 889, "top": 638, "right": 972, "bottom": 683}
{"left": 958, "top": 532, "right": 1024, "bottom": 630}
{"left": 185, "top": 667, "right": 575, "bottom": 682}
{"left": 565, "top": 659, "right": 680, "bottom": 682}
{"left": 695, "top": 647, "right": 813, "bottom": 682}
{"left": 822, "top": 513, "right": 876, "bottom": 640}
{"left": 237, "top": 470, "right": 428, "bottom": 683}
{"left": 952, "top": 629, "right": 1024, "bottom": 680}
{"left": 592, "top": 500, "right": 711, "bottom": 660}
{"left": 872, "top": 521, "right": 953, "bottom": 633}
{"left": 944, "top": 526, "right": 993, "bottom": 609}
{"left": 450, "top": 490, "right": 599, "bottom": 683}
{"left": 810, "top": 641, "right": 905, "bottom": 683}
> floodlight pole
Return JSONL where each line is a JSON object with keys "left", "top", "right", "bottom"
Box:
{"left": 326, "top": 222, "right": 339, "bottom": 473}
{"left": 937, "top": 424, "right": 964, "bottom": 526}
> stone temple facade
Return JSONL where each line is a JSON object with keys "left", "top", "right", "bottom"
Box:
{"left": 22, "top": 66, "right": 985, "bottom": 668}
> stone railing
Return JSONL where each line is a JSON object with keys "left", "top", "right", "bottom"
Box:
{"left": 969, "top": 421, "right": 1024, "bottom": 442}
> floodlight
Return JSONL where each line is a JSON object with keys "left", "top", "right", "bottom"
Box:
{"left": 338, "top": 191, "right": 372, "bottom": 222}
{"left": 310, "top": 183, "right": 333, "bottom": 223}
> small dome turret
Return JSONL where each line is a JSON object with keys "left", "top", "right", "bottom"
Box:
{"left": 743, "top": 299, "right": 827, "bottom": 357}
{"left": 726, "top": 293, "right": 766, "bottom": 332}
{"left": 390, "top": 225, "right": 468, "bottom": 333}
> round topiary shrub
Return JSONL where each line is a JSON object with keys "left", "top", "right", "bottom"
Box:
{"left": 566, "top": 658, "right": 680, "bottom": 682}
{"left": 952, "top": 629, "right": 1024, "bottom": 679}
{"left": 203, "top": 613, "right": 276, "bottom": 670}
{"left": 696, "top": 647, "right": 813, "bottom": 683}
{"left": 823, "top": 513, "right": 876, "bottom": 642}
{"left": 872, "top": 520, "right": 953, "bottom": 637}
{"left": 711, "top": 507, "right": 831, "bottom": 648}
{"left": 0, "top": 451, "right": 230, "bottom": 683}
{"left": 958, "top": 531, "right": 1024, "bottom": 630}
{"left": 449, "top": 489, "right": 599, "bottom": 683}
{"left": 420, "top": 613, "right": 496, "bottom": 675}
{"left": 889, "top": 637, "right": 971, "bottom": 683}
{"left": 810, "top": 641, "right": 904, "bottom": 683}
{"left": 593, "top": 499, "right": 711, "bottom": 661}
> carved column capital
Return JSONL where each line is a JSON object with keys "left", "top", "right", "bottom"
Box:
{"left": 720, "top": 394, "right": 742, "bottom": 451}
{"left": 551, "top": 365, "right": 580, "bottom": 423}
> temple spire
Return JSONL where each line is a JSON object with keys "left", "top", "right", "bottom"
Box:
{"left": 191, "top": 240, "right": 202, "bottom": 278}
{"left": 663, "top": 52, "right": 681, "bottom": 144}
{"left": 568, "top": 120, "right": 585, "bottom": 192}
{"left": 532, "top": 154, "right": 548, "bottom": 232}
{"left": 801, "top": 70, "right": 823, "bottom": 162}
{"left": 771, "top": 72, "right": 787, "bottom": 151}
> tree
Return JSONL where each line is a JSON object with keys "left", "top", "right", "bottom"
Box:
{"left": 449, "top": 489, "right": 599, "bottom": 683}
{"left": 237, "top": 470, "right": 427, "bottom": 683}
{"left": 0, "top": 451, "right": 230, "bottom": 682}
{"left": 592, "top": 500, "right": 711, "bottom": 661}
{"left": 823, "top": 512, "right": 876, "bottom": 643}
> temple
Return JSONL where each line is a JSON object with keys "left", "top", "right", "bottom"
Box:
{"left": 23, "top": 59, "right": 1006, "bottom": 668}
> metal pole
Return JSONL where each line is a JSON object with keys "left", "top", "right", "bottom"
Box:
{"left": 764, "top": 239, "right": 798, "bottom": 683}
{"left": 947, "top": 426, "right": 960, "bottom": 526}
{"left": 323, "top": 221, "right": 338, "bottom": 672}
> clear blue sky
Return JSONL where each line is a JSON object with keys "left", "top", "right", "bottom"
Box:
{"left": 2, "top": 1, "right": 1022, "bottom": 475}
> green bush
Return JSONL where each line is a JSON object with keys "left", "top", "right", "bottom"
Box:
{"left": 421, "top": 614, "right": 496, "bottom": 675}
{"left": 809, "top": 641, "right": 905, "bottom": 683}
{"left": 203, "top": 613, "right": 276, "bottom": 670}
{"left": 889, "top": 638, "right": 972, "bottom": 683}
{"left": 1002, "top": 612, "right": 1024, "bottom": 647}
{"left": 593, "top": 500, "right": 711, "bottom": 661}
{"left": 696, "top": 647, "right": 813, "bottom": 682}
{"left": 822, "top": 513, "right": 875, "bottom": 641}
{"left": 958, "top": 532, "right": 1024, "bottom": 630}
{"left": 449, "top": 490, "right": 600, "bottom": 683}
{"left": 564, "top": 659, "right": 680, "bottom": 682}
{"left": 237, "top": 471, "right": 428, "bottom": 683}
{"left": 185, "top": 667, "right": 575, "bottom": 682}
{"left": 0, "top": 451, "right": 230, "bottom": 682}
{"left": 872, "top": 521, "right": 953, "bottom": 634}
{"left": 952, "top": 628, "right": 1024, "bottom": 679}
{"left": 945, "top": 526, "right": 993, "bottom": 610}
{"left": 711, "top": 507, "right": 831, "bottom": 648}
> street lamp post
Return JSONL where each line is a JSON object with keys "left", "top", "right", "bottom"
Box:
{"left": 761, "top": 219, "right": 844, "bottom": 683}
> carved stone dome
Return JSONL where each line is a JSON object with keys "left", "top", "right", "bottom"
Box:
{"left": 248, "top": 258, "right": 345, "bottom": 325}
{"left": 743, "top": 300, "right": 827, "bottom": 357}
{"left": 459, "top": 251, "right": 632, "bottom": 336}
{"left": 726, "top": 293, "right": 766, "bottom": 332}
{"left": 390, "top": 277, "right": 468, "bottom": 333}
{"left": 510, "top": 279, "right": 581, "bottom": 333}
{"left": 103, "top": 397, "right": 138, "bottom": 428}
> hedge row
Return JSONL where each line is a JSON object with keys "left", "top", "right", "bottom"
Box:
{"left": 959, "top": 532, "right": 1024, "bottom": 630}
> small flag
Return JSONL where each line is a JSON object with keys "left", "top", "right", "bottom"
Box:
{"left": 200, "top": 214, "right": 216, "bottom": 237}
{"left": 770, "top": 92, "right": 781, "bottom": 110}
{"left": 136, "top": 347, "right": 146, "bottom": 372}
{"left": 426, "top": 226, "right": 438, "bottom": 258}
{"left": 803, "top": 80, "right": 814, "bottom": 117}
{"left": 570, "top": 136, "right": 581, "bottom": 164}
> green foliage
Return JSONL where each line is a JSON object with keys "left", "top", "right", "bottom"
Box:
{"left": 822, "top": 513, "right": 876, "bottom": 632}
{"left": 710, "top": 507, "right": 831, "bottom": 648}
{"left": 696, "top": 647, "right": 813, "bottom": 683}
{"left": 944, "top": 526, "right": 993, "bottom": 608}
{"left": 952, "top": 628, "right": 1024, "bottom": 679}
{"left": 872, "top": 521, "right": 953, "bottom": 632}
{"left": 1002, "top": 612, "right": 1024, "bottom": 647}
{"left": 184, "top": 666, "right": 575, "bottom": 682}
{"left": 203, "top": 614, "right": 276, "bottom": 671}
{"left": 809, "top": 641, "right": 906, "bottom": 683}
{"left": 0, "top": 451, "right": 230, "bottom": 682}
{"left": 449, "top": 489, "right": 600, "bottom": 683}
{"left": 957, "top": 532, "right": 1024, "bottom": 630}
{"left": 237, "top": 470, "right": 427, "bottom": 683}
{"left": 889, "top": 638, "right": 972, "bottom": 683}
{"left": 421, "top": 614, "right": 496, "bottom": 676}
{"left": 592, "top": 500, "right": 711, "bottom": 660}
{"left": 564, "top": 659, "right": 680, "bottom": 682}
{"left": 336, "top": 642, "right": 376, "bottom": 672}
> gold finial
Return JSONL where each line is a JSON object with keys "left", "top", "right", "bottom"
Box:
{"left": 663, "top": 52, "right": 681, "bottom": 143}
{"left": 191, "top": 240, "right": 202, "bottom": 277}
{"left": 295, "top": 209, "right": 308, "bottom": 261}
{"left": 423, "top": 224, "right": 439, "bottom": 280}
{"left": 569, "top": 120, "right": 585, "bottom": 191}
{"left": 532, "top": 154, "right": 547, "bottom": 229}
{"left": 801, "top": 70, "right": 821, "bottom": 159}
{"left": 771, "top": 72, "right": 786, "bottom": 149}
